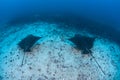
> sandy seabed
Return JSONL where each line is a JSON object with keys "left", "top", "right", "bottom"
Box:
{"left": 0, "top": 22, "right": 120, "bottom": 80}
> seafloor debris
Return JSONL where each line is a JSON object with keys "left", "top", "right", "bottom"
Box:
{"left": 68, "top": 34, "right": 95, "bottom": 54}
{"left": 18, "top": 34, "right": 41, "bottom": 52}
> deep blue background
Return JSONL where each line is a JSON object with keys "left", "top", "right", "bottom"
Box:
{"left": 0, "top": 0, "right": 120, "bottom": 28}
{"left": 0, "top": 0, "right": 120, "bottom": 44}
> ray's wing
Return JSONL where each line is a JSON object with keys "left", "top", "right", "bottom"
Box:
{"left": 18, "top": 34, "right": 41, "bottom": 52}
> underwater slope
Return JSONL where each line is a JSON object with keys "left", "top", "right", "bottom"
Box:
{"left": 7, "top": 13, "right": 120, "bottom": 46}
{"left": 0, "top": 22, "right": 120, "bottom": 80}
{"left": 0, "top": 0, "right": 120, "bottom": 46}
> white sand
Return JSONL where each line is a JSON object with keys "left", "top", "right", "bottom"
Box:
{"left": 0, "top": 22, "right": 120, "bottom": 80}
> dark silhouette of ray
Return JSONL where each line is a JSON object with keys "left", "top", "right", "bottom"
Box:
{"left": 68, "top": 34, "right": 95, "bottom": 54}
{"left": 18, "top": 34, "right": 41, "bottom": 66}
{"left": 18, "top": 34, "right": 41, "bottom": 52}
{"left": 69, "top": 34, "right": 105, "bottom": 75}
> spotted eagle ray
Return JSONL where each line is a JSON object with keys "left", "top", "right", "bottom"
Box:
{"left": 68, "top": 34, "right": 105, "bottom": 75}
{"left": 68, "top": 34, "right": 95, "bottom": 54}
{"left": 18, "top": 34, "right": 41, "bottom": 66}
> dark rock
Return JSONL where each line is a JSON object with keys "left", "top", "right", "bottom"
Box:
{"left": 50, "top": 77, "right": 56, "bottom": 80}
{"left": 37, "top": 77, "right": 45, "bottom": 80}
{"left": 18, "top": 34, "right": 41, "bottom": 52}
{"left": 0, "top": 76, "right": 3, "bottom": 80}
{"left": 68, "top": 34, "right": 95, "bottom": 54}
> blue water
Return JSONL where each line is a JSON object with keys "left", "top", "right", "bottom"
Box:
{"left": 0, "top": 0, "right": 120, "bottom": 80}
{"left": 0, "top": 0, "right": 120, "bottom": 45}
